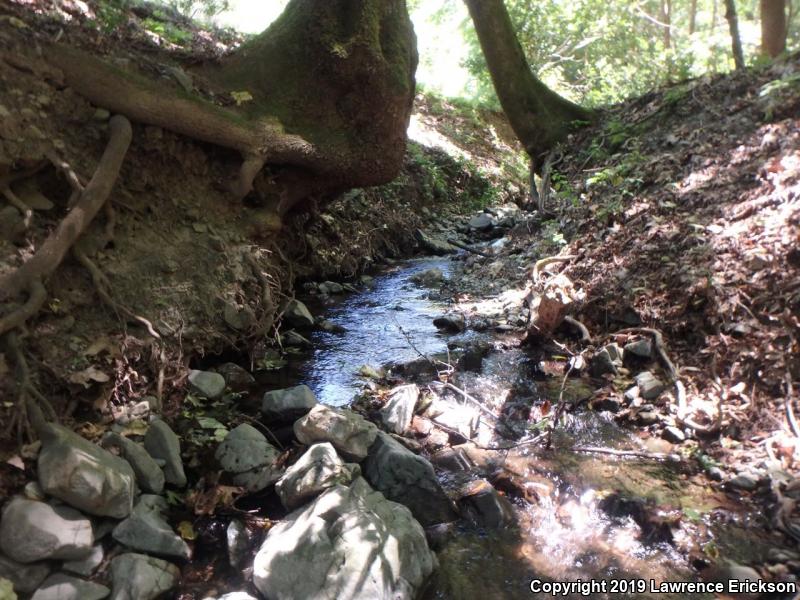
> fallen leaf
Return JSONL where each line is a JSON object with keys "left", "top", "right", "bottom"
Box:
{"left": 68, "top": 365, "right": 110, "bottom": 387}
{"left": 177, "top": 520, "right": 197, "bottom": 541}
{"left": 5, "top": 455, "right": 24, "bottom": 470}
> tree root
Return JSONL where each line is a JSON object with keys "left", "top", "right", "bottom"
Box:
{"left": 0, "top": 279, "right": 47, "bottom": 337}
{"left": 3, "top": 331, "right": 55, "bottom": 442}
{"left": 2, "top": 185, "right": 33, "bottom": 228}
{"left": 532, "top": 254, "right": 577, "bottom": 283}
{"left": 563, "top": 315, "right": 592, "bottom": 344}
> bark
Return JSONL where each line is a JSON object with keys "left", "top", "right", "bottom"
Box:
{"left": 462, "top": 0, "right": 594, "bottom": 164}
{"left": 690, "top": 0, "right": 698, "bottom": 34}
{"left": 761, "top": 0, "right": 788, "bottom": 57}
{"left": 724, "top": 0, "right": 746, "bottom": 70}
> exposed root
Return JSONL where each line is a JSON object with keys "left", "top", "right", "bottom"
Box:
{"left": 2, "top": 186, "right": 33, "bottom": 228}
{"left": 46, "top": 150, "right": 86, "bottom": 206}
{"left": 532, "top": 254, "right": 577, "bottom": 283}
{"left": 0, "top": 279, "right": 47, "bottom": 337}
{"left": 563, "top": 315, "right": 592, "bottom": 344}
{"left": 4, "top": 331, "right": 55, "bottom": 442}
{"left": 245, "top": 251, "right": 277, "bottom": 336}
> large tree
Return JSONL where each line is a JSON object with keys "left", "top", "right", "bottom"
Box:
{"left": 761, "top": 0, "right": 788, "bottom": 57}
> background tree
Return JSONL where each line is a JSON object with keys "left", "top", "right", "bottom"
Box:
{"left": 724, "top": 0, "right": 746, "bottom": 68}
{"left": 761, "top": 0, "right": 788, "bottom": 56}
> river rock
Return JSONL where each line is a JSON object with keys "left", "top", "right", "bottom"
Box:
{"left": 144, "top": 419, "right": 186, "bottom": 487}
{"left": 662, "top": 426, "right": 686, "bottom": 444}
{"left": 458, "top": 479, "right": 515, "bottom": 529}
{"left": 363, "top": 432, "right": 457, "bottom": 526}
{"left": 635, "top": 371, "right": 666, "bottom": 400}
{"left": 262, "top": 385, "right": 317, "bottom": 421}
{"left": 215, "top": 363, "right": 255, "bottom": 392}
{"left": 282, "top": 330, "right": 312, "bottom": 348}
{"left": 253, "top": 478, "right": 436, "bottom": 600}
{"left": 31, "top": 573, "right": 109, "bottom": 600}
{"left": 409, "top": 268, "right": 444, "bottom": 287}
{"left": 227, "top": 519, "right": 256, "bottom": 568}
{"left": 63, "top": 544, "right": 104, "bottom": 576}
{"left": 729, "top": 473, "right": 759, "bottom": 491}
{"left": 0, "top": 498, "right": 93, "bottom": 563}
{"left": 283, "top": 300, "right": 314, "bottom": 328}
{"left": 589, "top": 343, "right": 623, "bottom": 377}
{"left": 468, "top": 213, "right": 493, "bottom": 231}
{"left": 101, "top": 433, "right": 165, "bottom": 494}
{"left": 318, "top": 281, "right": 344, "bottom": 295}
{"left": 624, "top": 339, "right": 652, "bottom": 361}
{"left": 112, "top": 495, "right": 190, "bottom": 559}
{"left": 37, "top": 424, "right": 135, "bottom": 518}
{"left": 215, "top": 424, "right": 282, "bottom": 492}
{"left": 318, "top": 319, "right": 345, "bottom": 333}
{"left": 294, "top": 405, "right": 378, "bottom": 461}
{"left": 109, "top": 553, "right": 179, "bottom": 600}
{"left": 380, "top": 384, "right": 419, "bottom": 434}
{"left": 433, "top": 312, "right": 465, "bottom": 333}
{"left": 0, "top": 552, "right": 51, "bottom": 593}
{"left": 188, "top": 369, "right": 226, "bottom": 399}
{"left": 414, "top": 229, "right": 456, "bottom": 255}
{"left": 276, "top": 443, "right": 360, "bottom": 510}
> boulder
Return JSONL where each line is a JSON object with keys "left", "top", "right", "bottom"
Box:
{"left": 635, "top": 371, "right": 667, "bottom": 400}
{"left": 0, "top": 552, "right": 51, "bottom": 593}
{"left": 294, "top": 405, "right": 378, "bottom": 461}
{"left": 253, "top": 478, "right": 436, "bottom": 600}
{"left": 37, "top": 424, "right": 135, "bottom": 518}
{"left": 215, "top": 424, "right": 282, "bottom": 492}
{"left": 0, "top": 498, "right": 93, "bottom": 563}
{"left": 283, "top": 300, "right": 315, "bottom": 328}
{"left": 409, "top": 268, "right": 445, "bottom": 287}
{"left": 282, "top": 330, "right": 313, "bottom": 348}
{"left": 144, "top": 419, "right": 186, "bottom": 487}
{"left": 276, "top": 443, "right": 360, "bottom": 510}
{"left": 109, "top": 553, "right": 179, "bottom": 600}
{"left": 433, "top": 313, "right": 465, "bottom": 333}
{"left": 457, "top": 480, "right": 515, "bottom": 529}
{"left": 214, "top": 363, "right": 255, "bottom": 392}
{"left": 379, "top": 384, "right": 419, "bottom": 434}
{"left": 31, "top": 573, "right": 109, "bottom": 600}
{"left": 63, "top": 544, "right": 104, "bottom": 577}
{"left": 363, "top": 432, "right": 457, "bottom": 527}
{"left": 262, "top": 385, "right": 318, "bottom": 421}
{"left": 187, "top": 370, "right": 226, "bottom": 399}
{"left": 414, "top": 229, "right": 457, "bottom": 255}
{"left": 112, "top": 495, "right": 190, "bottom": 559}
{"left": 226, "top": 519, "right": 256, "bottom": 569}
{"left": 623, "top": 339, "right": 652, "bottom": 361}
{"left": 318, "top": 281, "right": 344, "bottom": 295}
{"left": 101, "top": 433, "right": 165, "bottom": 494}
{"left": 468, "top": 213, "right": 493, "bottom": 231}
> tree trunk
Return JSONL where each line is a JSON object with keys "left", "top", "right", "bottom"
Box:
{"left": 462, "top": 0, "right": 594, "bottom": 165}
{"left": 690, "top": 0, "right": 698, "bottom": 34}
{"left": 761, "top": 0, "right": 788, "bottom": 57}
{"left": 724, "top": 0, "right": 746, "bottom": 69}
{"left": 45, "top": 0, "right": 418, "bottom": 216}
{"left": 661, "top": 0, "right": 673, "bottom": 48}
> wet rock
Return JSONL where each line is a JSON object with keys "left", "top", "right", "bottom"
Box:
{"left": 458, "top": 479, "right": 515, "bottom": 529}
{"left": 380, "top": 384, "right": 419, "bottom": 434}
{"left": 144, "top": 419, "right": 186, "bottom": 487}
{"left": 635, "top": 371, "right": 666, "bottom": 400}
{"left": 63, "top": 544, "right": 104, "bottom": 577}
{"left": 0, "top": 498, "right": 93, "bottom": 563}
{"left": 357, "top": 364, "right": 384, "bottom": 380}
{"left": 283, "top": 300, "right": 314, "bottom": 328}
{"left": 318, "top": 281, "right": 344, "bottom": 295}
{"left": 363, "top": 432, "right": 457, "bottom": 526}
{"left": 433, "top": 312, "right": 465, "bottom": 333}
{"left": 253, "top": 478, "right": 436, "bottom": 600}
{"left": 112, "top": 495, "right": 190, "bottom": 560}
{"left": 276, "top": 443, "right": 360, "bottom": 510}
{"left": 223, "top": 302, "right": 255, "bottom": 332}
{"left": 359, "top": 275, "right": 375, "bottom": 286}
{"left": 215, "top": 363, "right": 255, "bottom": 392}
{"left": 215, "top": 594, "right": 258, "bottom": 600}
{"left": 294, "top": 405, "right": 378, "bottom": 461}
{"left": 589, "top": 343, "right": 623, "bottom": 377}
{"left": 409, "top": 267, "right": 445, "bottom": 287}
{"left": 624, "top": 339, "right": 652, "bottom": 361}
{"left": 215, "top": 424, "right": 282, "bottom": 492}
{"left": 662, "top": 426, "right": 686, "bottom": 444}
{"left": 226, "top": 519, "right": 256, "bottom": 569}
{"left": 188, "top": 369, "right": 226, "bottom": 399}
{"left": 623, "top": 386, "right": 640, "bottom": 404}
{"left": 282, "top": 330, "right": 312, "bottom": 348}
{"left": 592, "top": 397, "right": 623, "bottom": 412}
{"left": 262, "top": 385, "right": 317, "bottom": 421}
{"left": 37, "top": 424, "right": 135, "bottom": 518}
{"left": 431, "top": 447, "right": 473, "bottom": 472}
{"left": 101, "top": 433, "right": 165, "bottom": 494}
{"left": 428, "top": 398, "right": 479, "bottom": 440}
{"left": 637, "top": 411, "right": 660, "bottom": 426}
{"left": 468, "top": 213, "right": 493, "bottom": 231}
{"left": 415, "top": 229, "right": 456, "bottom": 255}
{"left": 31, "top": 573, "right": 109, "bottom": 600}
{"left": 109, "top": 553, "right": 179, "bottom": 600}
{"left": 318, "top": 319, "right": 345, "bottom": 333}
{"left": 456, "top": 341, "right": 491, "bottom": 372}
{"left": 0, "top": 552, "right": 51, "bottom": 593}
{"left": 729, "top": 473, "right": 759, "bottom": 491}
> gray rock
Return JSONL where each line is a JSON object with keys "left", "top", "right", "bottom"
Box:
{"left": 635, "top": 371, "right": 667, "bottom": 400}
{"left": 729, "top": 473, "right": 759, "bottom": 491}
{"left": 433, "top": 313, "right": 465, "bottom": 333}
{"left": 226, "top": 519, "right": 256, "bottom": 569}
{"left": 144, "top": 419, "right": 186, "bottom": 487}
{"left": 63, "top": 544, "right": 104, "bottom": 576}
{"left": 468, "top": 213, "right": 493, "bottom": 231}
{"left": 0, "top": 498, "right": 93, "bottom": 563}
{"left": 363, "top": 432, "right": 457, "bottom": 527}
{"left": 662, "top": 426, "right": 686, "bottom": 444}
{"left": 318, "top": 319, "right": 345, "bottom": 333}
{"left": 101, "top": 433, "right": 165, "bottom": 494}
{"left": 0, "top": 552, "right": 51, "bottom": 593}
{"left": 623, "top": 386, "right": 640, "bottom": 403}
{"left": 414, "top": 229, "right": 457, "bottom": 255}
{"left": 31, "top": 573, "right": 109, "bottom": 600}
{"left": 428, "top": 398, "right": 479, "bottom": 440}
{"left": 112, "top": 495, "right": 190, "bottom": 559}
{"left": 109, "top": 553, "right": 179, "bottom": 600}
{"left": 294, "top": 405, "right": 378, "bottom": 461}
{"left": 188, "top": 370, "right": 226, "bottom": 399}
{"left": 215, "top": 363, "right": 255, "bottom": 392}
{"left": 637, "top": 411, "right": 660, "bottom": 426}
{"left": 282, "top": 330, "right": 312, "bottom": 348}
{"left": 262, "top": 385, "right": 317, "bottom": 421}
{"left": 276, "top": 443, "right": 360, "bottom": 510}
{"left": 380, "top": 384, "right": 418, "bottom": 434}
{"left": 589, "top": 344, "right": 622, "bottom": 377}
{"left": 215, "top": 424, "right": 282, "bottom": 492}
{"left": 318, "top": 281, "right": 344, "bottom": 295}
{"left": 253, "top": 478, "right": 436, "bottom": 600}
{"left": 624, "top": 339, "right": 652, "bottom": 360}
{"left": 458, "top": 479, "right": 515, "bottom": 529}
{"left": 216, "top": 594, "right": 258, "bottom": 600}
{"left": 37, "top": 424, "right": 135, "bottom": 518}
{"left": 283, "top": 300, "right": 314, "bottom": 328}
{"left": 409, "top": 268, "right": 444, "bottom": 287}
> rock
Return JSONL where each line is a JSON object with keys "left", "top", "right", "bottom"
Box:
{"left": 414, "top": 229, "right": 456, "bottom": 255}
{"left": 112, "top": 495, "right": 190, "bottom": 560}
{"left": 215, "top": 363, "right": 255, "bottom": 392}
{"left": 637, "top": 411, "right": 660, "bottom": 426}
{"left": 37, "top": 424, "right": 135, "bottom": 518}
{"left": 729, "top": 473, "right": 759, "bottom": 491}
{"left": 458, "top": 479, "right": 515, "bottom": 529}
{"left": 431, "top": 448, "right": 473, "bottom": 472}
{"left": 363, "top": 432, "right": 457, "bottom": 526}
{"left": 357, "top": 364, "right": 383, "bottom": 380}
{"left": 624, "top": 339, "right": 652, "bottom": 361}
{"left": 318, "top": 281, "right": 344, "bottom": 295}
{"left": 635, "top": 371, "right": 667, "bottom": 400}
{"left": 144, "top": 419, "right": 187, "bottom": 487}
{"left": 188, "top": 369, "right": 226, "bottom": 399}
{"left": 283, "top": 300, "right": 314, "bottom": 328}
{"left": 262, "top": 385, "right": 317, "bottom": 421}
{"left": 433, "top": 312, "right": 465, "bottom": 333}
{"left": 662, "top": 426, "right": 686, "bottom": 444}
{"left": 0, "top": 498, "right": 93, "bottom": 563}
{"left": 590, "top": 343, "right": 623, "bottom": 377}
{"left": 592, "top": 397, "right": 623, "bottom": 412}
{"left": 623, "top": 386, "right": 640, "bottom": 404}
{"left": 215, "top": 424, "right": 282, "bottom": 492}
{"left": 253, "top": 478, "right": 436, "bottom": 600}
{"left": 379, "top": 384, "right": 419, "bottom": 434}
{"left": 409, "top": 268, "right": 444, "bottom": 287}
{"left": 93, "top": 108, "right": 111, "bottom": 121}
{"left": 276, "top": 443, "right": 360, "bottom": 510}
{"left": 101, "top": 433, "right": 165, "bottom": 494}
{"left": 109, "top": 553, "right": 179, "bottom": 600}
{"left": 31, "top": 573, "right": 109, "bottom": 600}
{"left": 63, "top": 544, "right": 104, "bottom": 576}
{"left": 468, "top": 213, "right": 493, "bottom": 231}
{"left": 294, "top": 405, "right": 378, "bottom": 461}
{"left": 0, "top": 552, "right": 51, "bottom": 593}
{"left": 282, "top": 330, "right": 312, "bottom": 348}
{"left": 216, "top": 594, "right": 258, "bottom": 600}
{"left": 226, "top": 519, "right": 256, "bottom": 569}
{"left": 428, "top": 398, "right": 479, "bottom": 440}
{"left": 456, "top": 341, "right": 491, "bottom": 372}
{"left": 318, "top": 319, "right": 345, "bottom": 333}
{"left": 223, "top": 302, "right": 255, "bottom": 331}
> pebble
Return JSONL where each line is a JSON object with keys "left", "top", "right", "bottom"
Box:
{"left": 662, "top": 426, "right": 686, "bottom": 444}
{"left": 635, "top": 371, "right": 667, "bottom": 400}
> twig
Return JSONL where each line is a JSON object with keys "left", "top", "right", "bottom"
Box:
{"left": 546, "top": 360, "right": 577, "bottom": 449}
{"left": 445, "top": 238, "right": 490, "bottom": 258}
{"left": 786, "top": 370, "right": 800, "bottom": 439}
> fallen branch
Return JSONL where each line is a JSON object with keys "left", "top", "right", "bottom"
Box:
{"left": 445, "top": 238, "right": 491, "bottom": 258}
{"left": 532, "top": 254, "right": 577, "bottom": 283}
